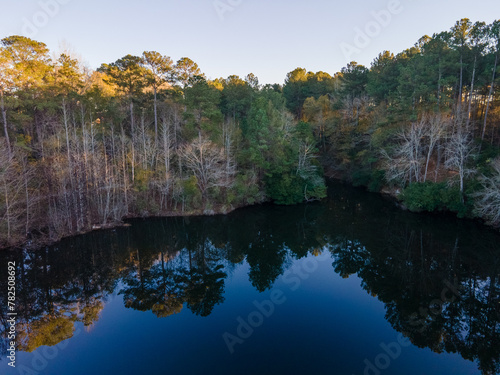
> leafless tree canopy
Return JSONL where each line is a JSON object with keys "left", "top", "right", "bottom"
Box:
{"left": 474, "top": 158, "right": 500, "bottom": 226}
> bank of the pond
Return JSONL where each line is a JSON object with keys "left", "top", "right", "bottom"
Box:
{"left": 3, "top": 175, "right": 498, "bottom": 252}
{"left": 1, "top": 201, "right": 255, "bottom": 251}
{"left": 327, "top": 170, "right": 499, "bottom": 233}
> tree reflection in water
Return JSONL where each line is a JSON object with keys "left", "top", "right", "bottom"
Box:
{"left": 0, "top": 182, "right": 498, "bottom": 373}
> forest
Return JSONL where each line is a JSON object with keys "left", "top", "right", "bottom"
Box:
{"left": 0, "top": 18, "right": 499, "bottom": 248}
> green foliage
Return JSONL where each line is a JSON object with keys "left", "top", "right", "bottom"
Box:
{"left": 266, "top": 163, "right": 327, "bottom": 205}
{"left": 181, "top": 176, "right": 202, "bottom": 209}
{"left": 283, "top": 68, "right": 337, "bottom": 117}
{"left": 240, "top": 98, "right": 327, "bottom": 205}
{"left": 367, "top": 51, "right": 399, "bottom": 104}
{"left": 231, "top": 174, "right": 264, "bottom": 206}
{"left": 220, "top": 75, "right": 253, "bottom": 122}
{"left": 340, "top": 62, "right": 369, "bottom": 99}
{"left": 368, "top": 170, "right": 386, "bottom": 192}
{"left": 141, "top": 51, "right": 174, "bottom": 88}
{"left": 174, "top": 57, "right": 202, "bottom": 88}
{"left": 134, "top": 168, "right": 153, "bottom": 192}
{"left": 3, "top": 17, "right": 500, "bottom": 247}
{"left": 98, "top": 54, "right": 149, "bottom": 97}
{"left": 133, "top": 192, "right": 160, "bottom": 216}
{"left": 351, "top": 169, "right": 386, "bottom": 192}
{"left": 401, "top": 182, "right": 469, "bottom": 217}
{"left": 265, "top": 172, "right": 304, "bottom": 205}
{"left": 477, "top": 142, "right": 500, "bottom": 175}
{"left": 183, "top": 76, "right": 223, "bottom": 141}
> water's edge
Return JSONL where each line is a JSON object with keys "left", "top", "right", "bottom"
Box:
{"left": 1, "top": 177, "right": 495, "bottom": 251}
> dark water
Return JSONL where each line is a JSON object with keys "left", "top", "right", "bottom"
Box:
{"left": 1, "top": 181, "right": 499, "bottom": 375}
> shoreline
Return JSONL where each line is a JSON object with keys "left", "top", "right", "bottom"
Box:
{"left": 2, "top": 177, "right": 497, "bottom": 252}
{"left": 1, "top": 203, "right": 251, "bottom": 252}
{"left": 326, "top": 173, "right": 498, "bottom": 232}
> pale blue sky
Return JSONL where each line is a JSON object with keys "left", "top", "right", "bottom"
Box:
{"left": 1, "top": 0, "right": 499, "bottom": 84}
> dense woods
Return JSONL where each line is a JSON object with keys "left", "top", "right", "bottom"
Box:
{"left": 1, "top": 18, "right": 500, "bottom": 248}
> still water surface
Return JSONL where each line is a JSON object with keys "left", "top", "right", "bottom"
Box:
{"left": 1, "top": 181, "right": 499, "bottom": 375}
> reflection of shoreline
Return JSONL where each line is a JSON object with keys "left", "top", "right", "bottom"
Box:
{"left": 0, "top": 182, "right": 499, "bottom": 373}
{"left": 6, "top": 176, "right": 500, "bottom": 254}
{"left": 0, "top": 201, "right": 250, "bottom": 252}
{"left": 329, "top": 230, "right": 499, "bottom": 373}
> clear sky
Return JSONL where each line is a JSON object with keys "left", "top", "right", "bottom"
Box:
{"left": 1, "top": 0, "right": 499, "bottom": 84}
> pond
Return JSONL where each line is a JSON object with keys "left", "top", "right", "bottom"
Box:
{"left": 1, "top": 181, "right": 499, "bottom": 375}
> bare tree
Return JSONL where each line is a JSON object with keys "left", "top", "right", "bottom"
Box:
{"left": 473, "top": 158, "right": 500, "bottom": 226}
{"left": 119, "top": 124, "right": 130, "bottom": 213}
{"left": 0, "top": 51, "right": 12, "bottom": 157}
{"left": 221, "top": 118, "right": 238, "bottom": 187}
{"left": 445, "top": 123, "right": 477, "bottom": 197}
{"left": 179, "top": 137, "right": 232, "bottom": 204}
{"left": 384, "top": 115, "right": 452, "bottom": 186}
{"left": 297, "top": 140, "right": 323, "bottom": 200}
{"left": 137, "top": 109, "right": 156, "bottom": 170}
{"left": 383, "top": 120, "right": 426, "bottom": 186}
{"left": 0, "top": 142, "right": 33, "bottom": 245}
{"left": 158, "top": 114, "right": 175, "bottom": 208}
{"left": 423, "top": 114, "right": 448, "bottom": 182}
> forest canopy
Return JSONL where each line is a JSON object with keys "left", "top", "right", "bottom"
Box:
{"left": 0, "top": 18, "right": 499, "bottom": 248}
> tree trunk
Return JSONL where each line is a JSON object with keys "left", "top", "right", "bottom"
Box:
{"left": 141, "top": 110, "right": 147, "bottom": 169}
{"left": 482, "top": 52, "right": 498, "bottom": 142}
{"left": 62, "top": 98, "right": 77, "bottom": 231}
{"left": 467, "top": 55, "right": 477, "bottom": 129}
{"left": 120, "top": 125, "right": 129, "bottom": 213}
{"left": 424, "top": 147, "right": 432, "bottom": 183}
{"left": 0, "top": 88, "right": 11, "bottom": 157}
{"left": 63, "top": 99, "right": 72, "bottom": 167}
{"left": 24, "top": 165, "right": 29, "bottom": 237}
{"left": 130, "top": 100, "right": 135, "bottom": 182}
{"left": 437, "top": 60, "right": 442, "bottom": 110}
{"left": 2, "top": 176, "right": 11, "bottom": 242}
{"left": 435, "top": 140, "right": 441, "bottom": 182}
{"left": 154, "top": 85, "right": 158, "bottom": 146}
{"left": 458, "top": 54, "right": 463, "bottom": 112}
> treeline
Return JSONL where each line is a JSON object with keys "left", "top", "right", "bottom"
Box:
{"left": 1, "top": 18, "right": 500, "bottom": 248}
{"left": 0, "top": 37, "right": 326, "bottom": 247}
{"left": 284, "top": 18, "right": 500, "bottom": 224}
